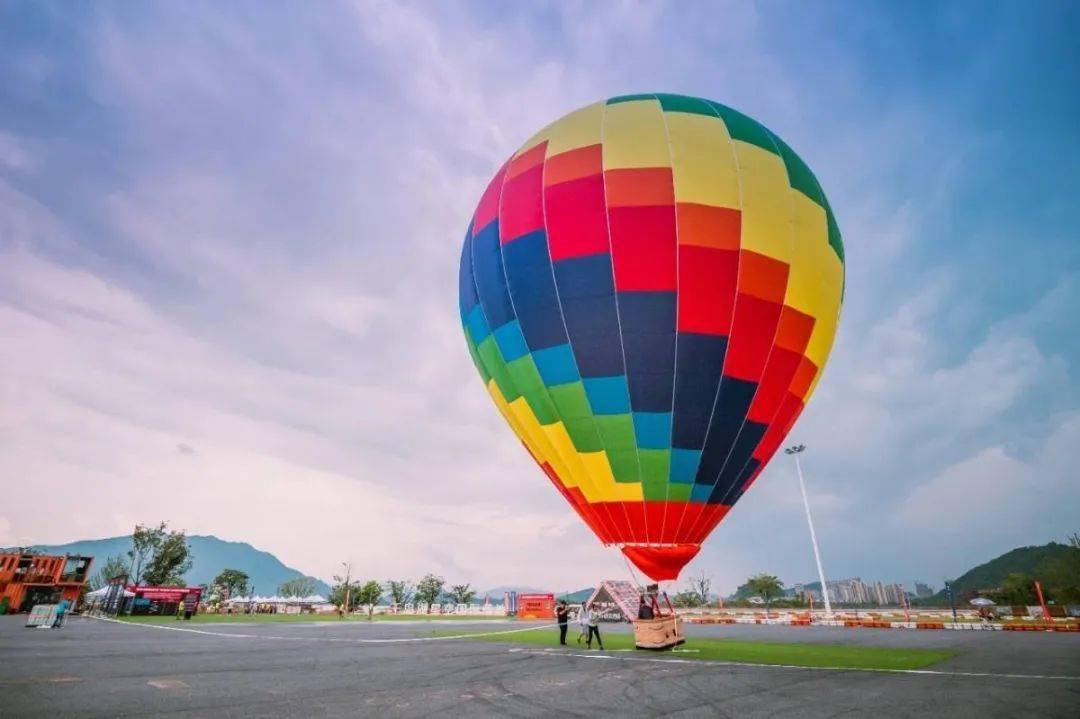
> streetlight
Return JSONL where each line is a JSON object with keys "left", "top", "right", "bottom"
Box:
{"left": 785, "top": 444, "right": 833, "bottom": 619}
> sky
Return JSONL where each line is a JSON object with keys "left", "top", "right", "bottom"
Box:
{"left": 1, "top": 0, "right": 1078, "bottom": 595}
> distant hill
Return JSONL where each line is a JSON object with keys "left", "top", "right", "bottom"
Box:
{"left": 30, "top": 535, "right": 330, "bottom": 596}
{"left": 479, "top": 586, "right": 595, "bottom": 603}
{"left": 482, "top": 585, "right": 547, "bottom": 598}
{"left": 559, "top": 587, "right": 595, "bottom": 603}
{"left": 927, "top": 542, "right": 1076, "bottom": 603}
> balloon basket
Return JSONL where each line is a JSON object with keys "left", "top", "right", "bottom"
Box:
{"left": 633, "top": 614, "right": 685, "bottom": 650}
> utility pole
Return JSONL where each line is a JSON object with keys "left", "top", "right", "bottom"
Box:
{"left": 945, "top": 580, "right": 957, "bottom": 624}
{"left": 785, "top": 445, "right": 833, "bottom": 619}
{"left": 341, "top": 562, "right": 352, "bottom": 619}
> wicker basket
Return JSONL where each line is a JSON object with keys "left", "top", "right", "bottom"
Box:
{"left": 633, "top": 615, "right": 685, "bottom": 650}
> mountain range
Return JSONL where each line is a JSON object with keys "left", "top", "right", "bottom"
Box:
{"left": 30, "top": 535, "right": 331, "bottom": 596}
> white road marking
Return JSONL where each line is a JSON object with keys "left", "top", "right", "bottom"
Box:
{"left": 516, "top": 649, "right": 1080, "bottom": 681}
{"left": 0, "top": 676, "right": 82, "bottom": 685}
{"left": 84, "top": 615, "right": 557, "bottom": 644}
{"left": 148, "top": 679, "right": 189, "bottom": 690}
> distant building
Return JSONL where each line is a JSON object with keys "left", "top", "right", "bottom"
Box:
{"left": 914, "top": 582, "right": 934, "bottom": 598}
{"left": 825, "top": 578, "right": 873, "bottom": 605}
{"left": 0, "top": 552, "right": 93, "bottom": 613}
{"left": 883, "top": 583, "right": 906, "bottom": 606}
{"left": 812, "top": 578, "right": 913, "bottom": 606}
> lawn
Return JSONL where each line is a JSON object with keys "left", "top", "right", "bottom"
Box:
{"left": 435, "top": 626, "right": 957, "bottom": 671}
{"left": 115, "top": 613, "right": 513, "bottom": 624}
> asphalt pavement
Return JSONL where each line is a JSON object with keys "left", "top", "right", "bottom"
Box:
{"left": 1, "top": 615, "right": 1078, "bottom": 717}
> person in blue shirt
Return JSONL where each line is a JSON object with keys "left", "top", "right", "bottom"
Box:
{"left": 53, "top": 598, "right": 69, "bottom": 628}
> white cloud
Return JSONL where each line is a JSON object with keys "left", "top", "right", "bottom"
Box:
{"left": 0, "top": 130, "right": 32, "bottom": 171}
{"left": 894, "top": 412, "right": 1080, "bottom": 566}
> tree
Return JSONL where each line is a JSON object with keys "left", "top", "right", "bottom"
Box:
{"left": 354, "top": 580, "right": 383, "bottom": 620}
{"left": 993, "top": 572, "right": 1037, "bottom": 605}
{"left": 212, "top": 569, "right": 250, "bottom": 600}
{"left": 415, "top": 574, "right": 445, "bottom": 613}
{"left": 127, "top": 522, "right": 167, "bottom": 585}
{"left": 448, "top": 584, "right": 477, "bottom": 606}
{"left": 141, "top": 527, "right": 191, "bottom": 586}
{"left": 689, "top": 574, "right": 711, "bottom": 605}
{"left": 329, "top": 580, "right": 356, "bottom": 612}
{"left": 278, "top": 577, "right": 317, "bottom": 598}
{"left": 90, "top": 555, "right": 130, "bottom": 591}
{"left": 671, "top": 590, "right": 703, "bottom": 608}
{"left": 385, "top": 580, "right": 413, "bottom": 608}
{"left": 1035, "top": 542, "right": 1080, "bottom": 604}
{"left": 746, "top": 573, "right": 784, "bottom": 614}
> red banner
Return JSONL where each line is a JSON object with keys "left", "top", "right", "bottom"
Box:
{"left": 517, "top": 593, "right": 555, "bottom": 619}
{"left": 133, "top": 587, "right": 202, "bottom": 602}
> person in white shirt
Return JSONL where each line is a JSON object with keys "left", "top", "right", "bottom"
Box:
{"left": 580, "top": 602, "right": 604, "bottom": 650}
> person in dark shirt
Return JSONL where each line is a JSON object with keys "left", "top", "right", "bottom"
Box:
{"left": 637, "top": 596, "right": 654, "bottom": 620}
{"left": 555, "top": 601, "right": 570, "bottom": 645}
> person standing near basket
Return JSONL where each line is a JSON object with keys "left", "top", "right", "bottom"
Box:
{"left": 582, "top": 601, "right": 604, "bottom": 650}
{"left": 555, "top": 600, "right": 570, "bottom": 645}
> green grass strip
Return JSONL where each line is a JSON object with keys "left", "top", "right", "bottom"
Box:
{"left": 434, "top": 627, "right": 957, "bottom": 671}
{"left": 116, "top": 613, "right": 512, "bottom": 624}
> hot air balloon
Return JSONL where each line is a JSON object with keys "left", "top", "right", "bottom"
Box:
{"left": 458, "top": 94, "right": 844, "bottom": 582}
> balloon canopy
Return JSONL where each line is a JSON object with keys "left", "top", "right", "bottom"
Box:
{"left": 458, "top": 94, "right": 844, "bottom": 581}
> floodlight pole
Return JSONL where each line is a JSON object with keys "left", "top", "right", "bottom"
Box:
{"left": 785, "top": 445, "right": 833, "bottom": 619}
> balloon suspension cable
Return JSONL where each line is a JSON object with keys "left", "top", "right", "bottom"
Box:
{"left": 621, "top": 552, "right": 643, "bottom": 590}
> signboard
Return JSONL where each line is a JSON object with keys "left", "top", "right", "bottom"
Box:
{"left": 516, "top": 593, "right": 555, "bottom": 619}
{"left": 136, "top": 587, "right": 203, "bottom": 603}
{"left": 104, "top": 584, "right": 123, "bottom": 615}
{"left": 25, "top": 604, "right": 59, "bottom": 628}
{"left": 182, "top": 592, "right": 199, "bottom": 615}
{"left": 139, "top": 587, "right": 190, "bottom": 602}
{"left": 104, "top": 574, "right": 129, "bottom": 615}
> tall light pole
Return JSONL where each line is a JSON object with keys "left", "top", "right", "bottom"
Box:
{"left": 785, "top": 445, "right": 832, "bottom": 618}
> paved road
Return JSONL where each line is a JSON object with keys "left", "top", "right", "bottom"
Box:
{"left": 2, "top": 615, "right": 1078, "bottom": 717}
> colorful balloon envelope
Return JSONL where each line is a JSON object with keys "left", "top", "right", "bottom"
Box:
{"left": 458, "top": 94, "right": 844, "bottom": 581}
